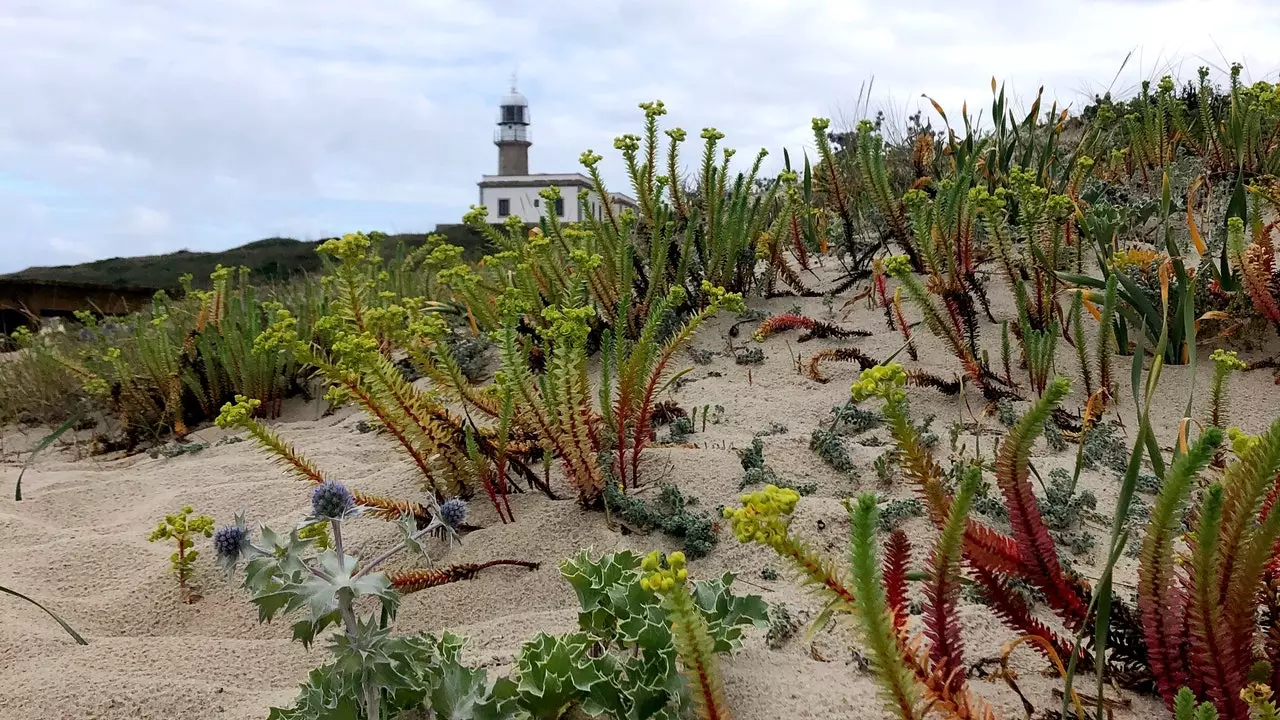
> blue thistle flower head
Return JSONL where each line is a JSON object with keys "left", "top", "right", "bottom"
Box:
{"left": 311, "top": 481, "right": 356, "bottom": 519}
{"left": 212, "top": 513, "right": 252, "bottom": 571}
{"left": 439, "top": 498, "right": 468, "bottom": 528}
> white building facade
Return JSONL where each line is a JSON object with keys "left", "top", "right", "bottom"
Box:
{"left": 478, "top": 174, "right": 635, "bottom": 223}
{"left": 479, "top": 83, "right": 636, "bottom": 224}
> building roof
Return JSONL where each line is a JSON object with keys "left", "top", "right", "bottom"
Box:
{"left": 479, "top": 173, "right": 593, "bottom": 188}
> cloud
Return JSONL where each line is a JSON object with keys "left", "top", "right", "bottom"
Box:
{"left": 0, "top": 0, "right": 1278, "bottom": 273}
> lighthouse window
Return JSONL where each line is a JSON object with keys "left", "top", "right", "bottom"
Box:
{"left": 497, "top": 198, "right": 510, "bottom": 217}
{"left": 502, "top": 106, "right": 521, "bottom": 123}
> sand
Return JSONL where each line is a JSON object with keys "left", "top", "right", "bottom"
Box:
{"left": 3, "top": 258, "right": 1277, "bottom": 720}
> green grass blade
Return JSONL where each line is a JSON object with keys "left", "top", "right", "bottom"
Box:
{"left": 15, "top": 415, "right": 80, "bottom": 501}
{"left": 0, "top": 584, "right": 89, "bottom": 645}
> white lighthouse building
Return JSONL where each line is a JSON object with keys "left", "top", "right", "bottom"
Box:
{"left": 477, "top": 80, "right": 637, "bottom": 223}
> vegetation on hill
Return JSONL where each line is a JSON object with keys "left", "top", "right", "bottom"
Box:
{"left": 2, "top": 226, "right": 488, "bottom": 290}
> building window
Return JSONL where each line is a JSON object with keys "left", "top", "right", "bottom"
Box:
{"left": 554, "top": 197, "right": 565, "bottom": 217}
{"left": 497, "top": 198, "right": 510, "bottom": 217}
{"left": 533, "top": 198, "right": 540, "bottom": 207}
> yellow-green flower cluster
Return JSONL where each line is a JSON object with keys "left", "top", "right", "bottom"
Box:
{"left": 541, "top": 304, "right": 595, "bottom": 347}
{"left": 216, "top": 395, "right": 262, "bottom": 429}
{"left": 811, "top": 118, "right": 831, "bottom": 133}
{"left": 722, "top": 484, "right": 799, "bottom": 548}
{"left": 701, "top": 281, "right": 746, "bottom": 313}
{"left": 639, "top": 550, "right": 688, "bottom": 594}
{"left": 317, "top": 232, "right": 373, "bottom": 265}
{"left": 148, "top": 505, "right": 215, "bottom": 543}
{"left": 882, "top": 254, "right": 913, "bottom": 279}
{"left": 850, "top": 363, "right": 907, "bottom": 404}
{"left": 1211, "top": 348, "right": 1247, "bottom": 373}
{"left": 1228, "top": 427, "right": 1260, "bottom": 458}
{"left": 614, "top": 134, "right": 641, "bottom": 154}
{"left": 639, "top": 100, "right": 666, "bottom": 119}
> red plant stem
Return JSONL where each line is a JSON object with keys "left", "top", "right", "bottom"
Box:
{"left": 790, "top": 214, "right": 809, "bottom": 270}
{"left": 343, "top": 381, "right": 439, "bottom": 497}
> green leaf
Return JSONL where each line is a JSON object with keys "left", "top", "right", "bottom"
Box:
{"left": 14, "top": 414, "right": 79, "bottom": 501}
{"left": 0, "top": 584, "right": 88, "bottom": 645}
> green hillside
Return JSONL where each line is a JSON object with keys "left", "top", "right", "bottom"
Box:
{"left": 2, "top": 225, "right": 489, "bottom": 290}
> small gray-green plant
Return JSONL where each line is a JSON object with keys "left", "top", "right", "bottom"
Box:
{"left": 147, "top": 505, "right": 214, "bottom": 602}
{"left": 605, "top": 484, "right": 717, "bottom": 559}
{"left": 734, "top": 346, "right": 764, "bottom": 365}
{"left": 828, "top": 402, "right": 881, "bottom": 435}
{"left": 754, "top": 422, "right": 788, "bottom": 437}
{"left": 872, "top": 451, "right": 897, "bottom": 485}
{"left": 1043, "top": 419, "right": 1068, "bottom": 452}
{"left": 810, "top": 427, "right": 854, "bottom": 474}
{"left": 876, "top": 497, "right": 924, "bottom": 532}
{"left": 1082, "top": 421, "right": 1129, "bottom": 473}
{"left": 995, "top": 399, "right": 1018, "bottom": 428}
{"left": 766, "top": 602, "right": 798, "bottom": 649}
{"left": 1041, "top": 468, "right": 1097, "bottom": 556}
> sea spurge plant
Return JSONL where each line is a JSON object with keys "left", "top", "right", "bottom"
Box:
{"left": 1138, "top": 416, "right": 1280, "bottom": 717}
{"left": 723, "top": 485, "right": 799, "bottom": 548}
{"left": 1209, "top": 349, "right": 1247, "bottom": 427}
{"left": 640, "top": 551, "right": 731, "bottom": 720}
{"left": 851, "top": 362, "right": 908, "bottom": 404}
{"left": 751, "top": 312, "right": 868, "bottom": 343}
{"left": 216, "top": 395, "right": 441, "bottom": 524}
{"left": 147, "top": 505, "right": 215, "bottom": 602}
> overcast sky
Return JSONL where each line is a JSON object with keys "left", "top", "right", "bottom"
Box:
{"left": 2, "top": 0, "right": 1279, "bottom": 274}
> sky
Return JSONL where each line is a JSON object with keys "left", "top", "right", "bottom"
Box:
{"left": 2, "top": 0, "right": 1279, "bottom": 274}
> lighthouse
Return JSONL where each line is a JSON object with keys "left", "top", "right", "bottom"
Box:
{"left": 495, "top": 78, "right": 531, "bottom": 176}
{"left": 477, "top": 79, "right": 638, "bottom": 223}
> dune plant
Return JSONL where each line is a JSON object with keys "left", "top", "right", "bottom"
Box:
{"left": 882, "top": 256, "right": 1010, "bottom": 401}
{"left": 723, "top": 482, "right": 1000, "bottom": 719}
{"left": 182, "top": 266, "right": 296, "bottom": 420}
{"left": 1208, "top": 349, "right": 1247, "bottom": 428}
{"left": 638, "top": 551, "right": 732, "bottom": 720}
{"left": 901, "top": 152, "right": 991, "bottom": 322}
{"left": 849, "top": 364, "right": 1149, "bottom": 679}
{"left": 601, "top": 283, "right": 743, "bottom": 488}
{"left": 255, "top": 234, "right": 513, "bottom": 504}
{"left": 1062, "top": 172, "right": 1198, "bottom": 365}
{"left": 147, "top": 505, "right": 215, "bottom": 603}
{"left": 215, "top": 483, "right": 537, "bottom": 720}
{"left": 493, "top": 295, "right": 605, "bottom": 506}
{"left": 504, "top": 549, "right": 766, "bottom": 720}
{"left": 216, "top": 395, "right": 448, "bottom": 524}
{"left": 751, "top": 312, "right": 868, "bottom": 343}
{"left": 1137, "top": 417, "right": 1280, "bottom": 718}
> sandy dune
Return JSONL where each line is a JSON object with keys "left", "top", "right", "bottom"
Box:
{"left": 3, "top": 262, "right": 1275, "bottom": 719}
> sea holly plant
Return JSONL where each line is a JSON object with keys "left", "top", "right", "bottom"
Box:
{"left": 214, "top": 484, "right": 538, "bottom": 720}
{"left": 505, "top": 549, "right": 768, "bottom": 720}
{"left": 147, "top": 505, "right": 215, "bottom": 603}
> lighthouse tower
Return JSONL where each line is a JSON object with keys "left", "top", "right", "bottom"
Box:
{"left": 495, "top": 76, "right": 531, "bottom": 176}
{"left": 476, "top": 80, "right": 638, "bottom": 223}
